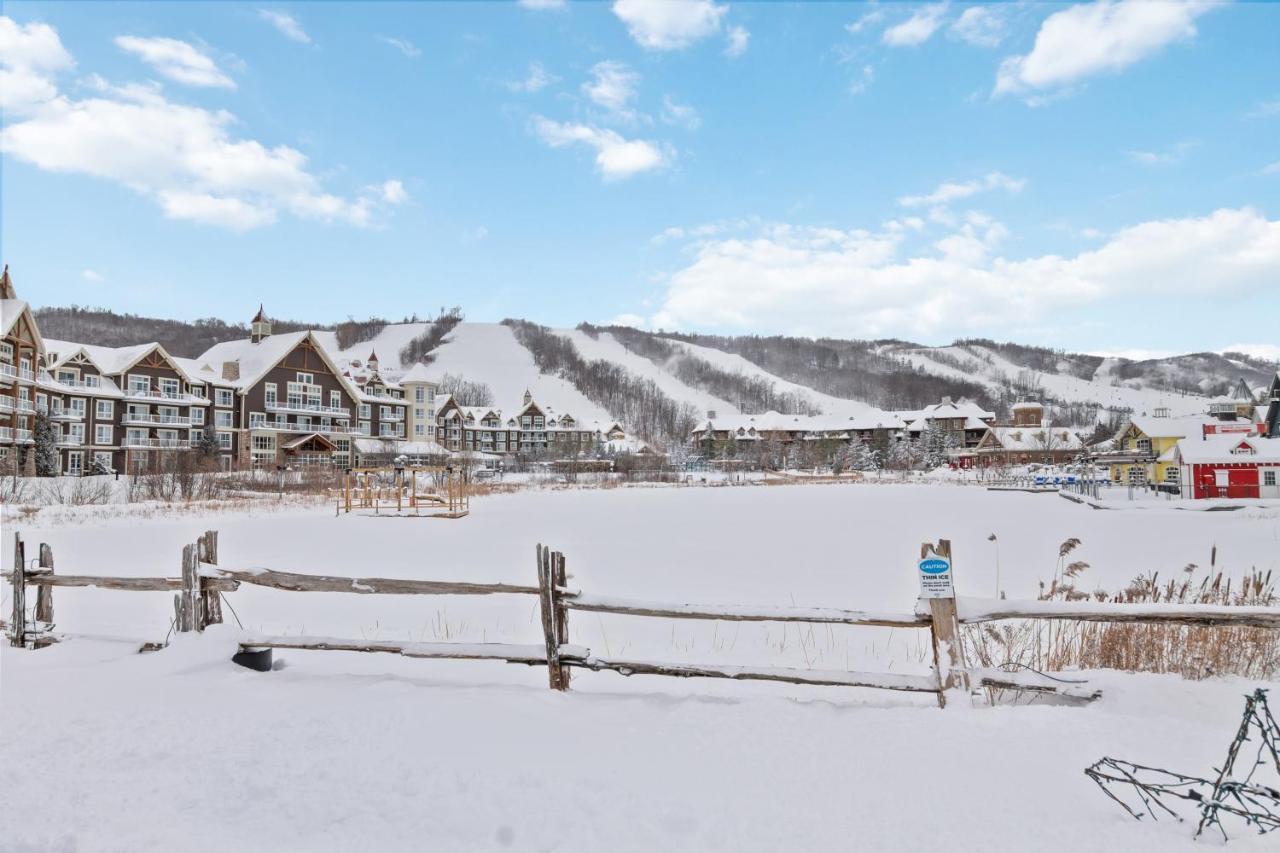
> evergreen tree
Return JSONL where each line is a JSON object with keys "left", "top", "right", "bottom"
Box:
{"left": 196, "top": 421, "right": 220, "bottom": 458}
{"left": 33, "top": 411, "right": 59, "bottom": 476}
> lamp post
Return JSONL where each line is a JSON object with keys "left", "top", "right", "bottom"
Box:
{"left": 276, "top": 464, "right": 285, "bottom": 500}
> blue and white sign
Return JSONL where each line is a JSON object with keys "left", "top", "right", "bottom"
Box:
{"left": 918, "top": 549, "right": 954, "bottom": 599}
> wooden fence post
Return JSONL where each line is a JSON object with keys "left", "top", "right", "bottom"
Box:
{"left": 9, "top": 533, "right": 25, "bottom": 648}
{"left": 174, "top": 543, "right": 203, "bottom": 633}
{"left": 922, "top": 539, "right": 968, "bottom": 708}
{"left": 197, "top": 531, "right": 223, "bottom": 626}
{"left": 35, "top": 543, "right": 54, "bottom": 627}
{"left": 553, "top": 551, "right": 570, "bottom": 688}
{"left": 536, "top": 543, "right": 567, "bottom": 691}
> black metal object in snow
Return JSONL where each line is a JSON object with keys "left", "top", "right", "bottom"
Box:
{"left": 232, "top": 646, "right": 274, "bottom": 672}
{"left": 1085, "top": 689, "right": 1280, "bottom": 840}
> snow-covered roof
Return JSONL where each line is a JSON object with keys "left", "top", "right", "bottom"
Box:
{"left": 984, "top": 426, "right": 1083, "bottom": 452}
{"left": 0, "top": 299, "right": 41, "bottom": 343}
{"left": 1010, "top": 401, "right": 1044, "bottom": 411}
{"left": 353, "top": 438, "right": 449, "bottom": 456}
{"left": 1173, "top": 435, "right": 1280, "bottom": 464}
{"left": 1122, "top": 414, "right": 1217, "bottom": 441}
{"left": 398, "top": 362, "right": 440, "bottom": 385}
{"left": 171, "top": 357, "right": 234, "bottom": 388}
{"left": 198, "top": 331, "right": 358, "bottom": 398}
{"left": 691, "top": 410, "right": 905, "bottom": 436}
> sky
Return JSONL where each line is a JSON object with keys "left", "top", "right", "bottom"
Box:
{"left": 1, "top": 0, "right": 1278, "bottom": 359}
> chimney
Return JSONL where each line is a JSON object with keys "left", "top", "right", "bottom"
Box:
{"left": 0, "top": 264, "right": 15, "bottom": 300}
{"left": 221, "top": 361, "right": 240, "bottom": 382}
{"left": 941, "top": 396, "right": 952, "bottom": 406}
{"left": 707, "top": 409, "right": 717, "bottom": 420}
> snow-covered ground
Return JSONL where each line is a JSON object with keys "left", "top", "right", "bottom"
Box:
{"left": 3, "top": 485, "right": 1278, "bottom": 851}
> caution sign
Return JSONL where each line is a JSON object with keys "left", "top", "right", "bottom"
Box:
{"left": 918, "top": 548, "right": 954, "bottom": 599}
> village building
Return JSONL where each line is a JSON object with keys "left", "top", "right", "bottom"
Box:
{"left": 398, "top": 362, "right": 442, "bottom": 444}
{"left": 970, "top": 401, "right": 1085, "bottom": 467}
{"left": 0, "top": 266, "right": 43, "bottom": 474}
{"left": 688, "top": 410, "right": 904, "bottom": 455}
{"left": 898, "top": 397, "right": 996, "bottom": 449}
{"left": 435, "top": 390, "right": 626, "bottom": 458}
{"left": 1172, "top": 434, "right": 1280, "bottom": 500}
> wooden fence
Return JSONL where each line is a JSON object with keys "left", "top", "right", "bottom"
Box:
{"left": 7, "top": 531, "right": 1280, "bottom": 707}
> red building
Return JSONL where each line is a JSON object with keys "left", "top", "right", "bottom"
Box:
{"left": 1173, "top": 435, "right": 1280, "bottom": 500}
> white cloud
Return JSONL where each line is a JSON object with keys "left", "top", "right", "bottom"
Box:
{"left": 848, "top": 64, "right": 875, "bottom": 95}
{"left": 80, "top": 269, "right": 104, "bottom": 283}
{"left": 1262, "top": 161, "right": 1280, "bottom": 176}
{"left": 583, "top": 60, "right": 640, "bottom": 119}
{"left": 0, "top": 34, "right": 402, "bottom": 231}
{"left": 379, "top": 36, "right": 421, "bottom": 58}
{"left": 724, "top": 25, "right": 749, "bottom": 58}
{"left": 882, "top": 3, "right": 948, "bottom": 48}
{"left": 845, "top": 10, "right": 885, "bottom": 34}
{"left": 612, "top": 0, "right": 727, "bottom": 51}
{"left": 0, "top": 16, "right": 75, "bottom": 114}
{"left": 650, "top": 208, "right": 1280, "bottom": 338}
{"left": 950, "top": 6, "right": 1005, "bottom": 47}
{"left": 114, "top": 36, "right": 235, "bottom": 89}
{"left": 1126, "top": 139, "right": 1197, "bottom": 166}
{"left": 258, "top": 10, "right": 311, "bottom": 44}
{"left": 1087, "top": 347, "right": 1179, "bottom": 361}
{"left": 379, "top": 179, "right": 408, "bottom": 204}
{"left": 518, "top": 0, "right": 567, "bottom": 9}
{"left": 660, "top": 95, "right": 700, "bottom": 130}
{"left": 1221, "top": 343, "right": 1280, "bottom": 362}
{"left": 1245, "top": 100, "right": 1280, "bottom": 119}
{"left": 995, "top": 0, "right": 1218, "bottom": 99}
{"left": 898, "top": 172, "right": 1025, "bottom": 208}
{"left": 530, "top": 116, "right": 669, "bottom": 180}
{"left": 507, "top": 62, "right": 557, "bottom": 94}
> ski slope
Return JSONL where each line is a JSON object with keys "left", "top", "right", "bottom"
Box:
{"left": 428, "top": 323, "right": 616, "bottom": 422}
{"left": 313, "top": 322, "right": 437, "bottom": 372}
{"left": 559, "top": 329, "right": 741, "bottom": 417}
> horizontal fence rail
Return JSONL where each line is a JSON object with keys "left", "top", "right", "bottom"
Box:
{"left": 7, "top": 530, "right": 1279, "bottom": 708}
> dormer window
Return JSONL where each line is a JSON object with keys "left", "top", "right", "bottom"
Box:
{"left": 1230, "top": 443, "right": 1255, "bottom": 456}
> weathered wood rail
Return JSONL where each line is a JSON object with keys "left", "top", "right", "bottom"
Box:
{"left": 7, "top": 530, "right": 1279, "bottom": 708}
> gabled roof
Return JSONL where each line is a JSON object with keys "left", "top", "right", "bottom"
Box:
{"left": 43, "top": 338, "right": 182, "bottom": 378}
{"left": 0, "top": 298, "right": 44, "bottom": 350}
{"left": 198, "top": 330, "right": 360, "bottom": 399}
{"left": 399, "top": 362, "right": 440, "bottom": 385}
{"left": 982, "top": 426, "right": 1083, "bottom": 452}
{"left": 1174, "top": 435, "right": 1280, "bottom": 464}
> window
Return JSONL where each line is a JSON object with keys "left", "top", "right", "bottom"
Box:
{"left": 215, "top": 410, "right": 233, "bottom": 428}
{"left": 380, "top": 406, "right": 391, "bottom": 420}
{"left": 190, "top": 384, "right": 204, "bottom": 399}
{"left": 359, "top": 421, "right": 371, "bottom": 435}
{"left": 190, "top": 408, "right": 205, "bottom": 425}
{"left": 84, "top": 375, "right": 100, "bottom": 388}
{"left": 1265, "top": 470, "right": 1277, "bottom": 487}
{"left": 57, "top": 369, "right": 77, "bottom": 383}
{"left": 414, "top": 424, "right": 424, "bottom": 436}
{"left": 159, "top": 378, "right": 180, "bottom": 397}
{"left": 265, "top": 383, "right": 277, "bottom": 407}
{"left": 415, "top": 408, "right": 424, "bottom": 419}
{"left": 415, "top": 387, "right": 425, "bottom": 403}
{"left": 36, "top": 393, "right": 47, "bottom": 414}
{"left": 0, "top": 342, "right": 11, "bottom": 361}
{"left": 95, "top": 425, "right": 113, "bottom": 445}
{"left": 68, "top": 423, "right": 85, "bottom": 442}
{"left": 253, "top": 435, "right": 275, "bottom": 451}
{"left": 70, "top": 398, "right": 86, "bottom": 418}
{"left": 1136, "top": 438, "right": 1152, "bottom": 453}
{"left": 95, "top": 400, "right": 114, "bottom": 420}
{"left": 216, "top": 389, "right": 234, "bottom": 408}
{"left": 128, "top": 374, "right": 150, "bottom": 394}
{"left": 249, "top": 412, "right": 267, "bottom": 428}
{"left": 359, "top": 404, "right": 371, "bottom": 419}
{"left": 330, "top": 391, "right": 341, "bottom": 409}
{"left": 296, "top": 372, "right": 314, "bottom": 385}
{"left": 217, "top": 432, "right": 233, "bottom": 450}
{"left": 67, "top": 452, "right": 83, "bottom": 475}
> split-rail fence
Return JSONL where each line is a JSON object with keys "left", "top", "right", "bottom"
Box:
{"left": 7, "top": 531, "right": 1279, "bottom": 707}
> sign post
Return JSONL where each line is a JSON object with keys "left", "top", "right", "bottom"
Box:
{"left": 919, "top": 539, "right": 968, "bottom": 707}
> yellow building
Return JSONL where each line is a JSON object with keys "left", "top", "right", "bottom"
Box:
{"left": 1101, "top": 414, "right": 1216, "bottom": 489}
{"left": 398, "top": 363, "right": 441, "bottom": 444}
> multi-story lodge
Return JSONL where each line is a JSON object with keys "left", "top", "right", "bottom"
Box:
{"left": 1, "top": 267, "right": 42, "bottom": 472}
{"left": 689, "top": 410, "right": 904, "bottom": 454}
{"left": 435, "top": 390, "right": 626, "bottom": 457}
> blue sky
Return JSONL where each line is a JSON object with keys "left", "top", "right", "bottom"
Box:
{"left": 1, "top": 0, "right": 1278, "bottom": 358}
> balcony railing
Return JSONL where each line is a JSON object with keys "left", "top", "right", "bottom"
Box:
{"left": 0, "top": 427, "right": 10, "bottom": 441}
{"left": 0, "top": 363, "right": 15, "bottom": 381}
{"left": 14, "top": 429, "right": 33, "bottom": 442}
{"left": 379, "top": 412, "right": 405, "bottom": 422}
{"left": 124, "top": 388, "right": 207, "bottom": 404}
{"left": 40, "top": 372, "right": 105, "bottom": 390}
{"left": 57, "top": 435, "right": 84, "bottom": 447}
{"left": 121, "top": 438, "right": 195, "bottom": 449}
{"left": 18, "top": 367, "right": 34, "bottom": 382}
{"left": 1209, "top": 403, "right": 1242, "bottom": 415}
{"left": 251, "top": 421, "right": 363, "bottom": 435}
{"left": 266, "top": 400, "right": 352, "bottom": 418}
{"left": 122, "top": 413, "right": 193, "bottom": 426}
{"left": 50, "top": 409, "right": 83, "bottom": 421}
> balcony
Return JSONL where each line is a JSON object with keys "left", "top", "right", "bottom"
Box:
{"left": 122, "top": 412, "right": 193, "bottom": 427}
{"left": 121, "top": 438, "right": 195, "bottom": 449}
{"left": 50, "top": 409, "right": 83, "bottom": 422}
{"left": 57, "top": 434, "right": 84, "bottom": 447}
{"left": 14, "top": 428, "right": 33, "bottom": 443}
{"left": 379, "top": 411, "right": 405, "bottom": 422}
{"left": 124, "top": 388, "right": 208, "bottom": 405}
{"left": 1209, "top": 403, "right": 1243, "bottom": 415}
{"left": 0, "top": 363, "right": 14, "bottom": 383}
{"left": 40, "top": 372, "right": 104, "bottom": 391}
{"left": 266, "top": 400, "right": 352, "bottom": 418}
{"left": 18, "top": 366, "right": 35, "bottom": 383}
{"left": 250, "top": 421, "right": 362, "bottom": 435}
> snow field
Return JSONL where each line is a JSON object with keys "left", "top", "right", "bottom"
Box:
{"left": 3, "top": 485, "right": 1278, "bottom": 851}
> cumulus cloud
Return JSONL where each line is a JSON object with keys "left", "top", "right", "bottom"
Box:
{"left": 612, "top": 0, "right": 727, "bottom": 51}
{"left": 724, "top": 25, "right": 749, "bottom": 58}
{"left": 607, "top": 313, "right": 647, "bottom": 329}
{"left": 379, "top": 179, "right": 408, "bottom": 204}
{"left": 0, "top": 16, "right": 75, "bottom": 114}
{"left": 582, "top": 60, "right": 640, "bottom": 119}
{"left": 81, "top": 269, "right": 104, "bottom": 283}
{"left": 115, "top": 36, "right": 235, "bottom": 88}
{"left": 507, "top": 61, "right": 557, "bottom": 93}
{"left": 898, "top": 172, "right": 1025, "bottom": 208}
{"left": 950, "top": 6, "right": 1005, "bottom": 47}
{"left": 882, "top": 3, "right": 948, "bottom": 48}
{"left": 258, "top": 10, "right": 311, "bottom": 44}
{"left": 650, "top": 208, "right": 1280, "bottom": 338}
{"left": 0, "top": 21, "right": 403, "bottom": 231}
{"left": 995, "top": 0, "right": 1219, "bottom": 99}
{"left": 845, "top": 9, "right": 885, "bottom": 35}
{"left": 530, "top": 116, "right": 670, "bottom": 179}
